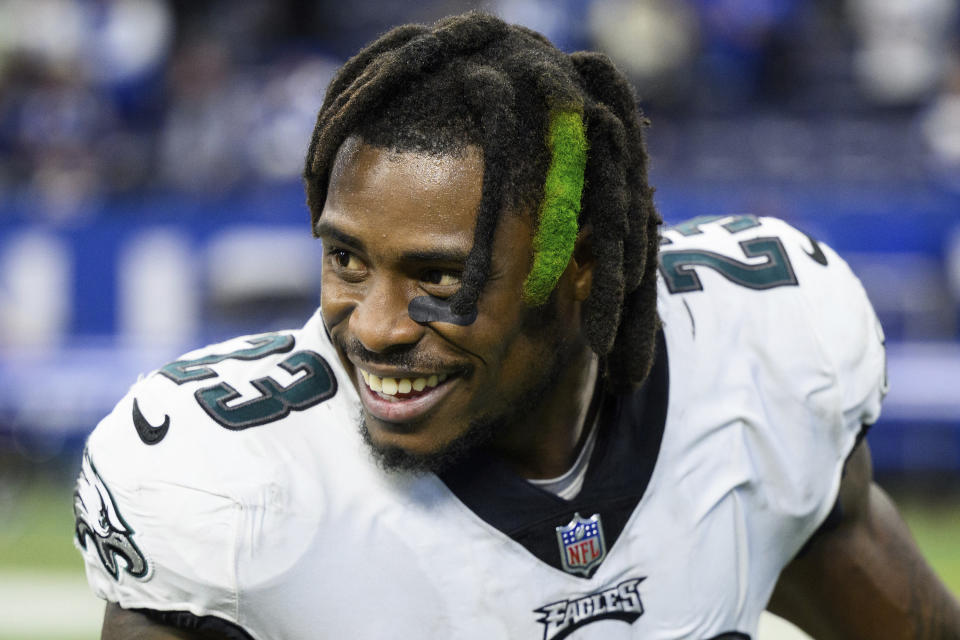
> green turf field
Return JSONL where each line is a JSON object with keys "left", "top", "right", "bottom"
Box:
{"left": 0, "top": 480, "right": 83, "bottom": 573}
{"left": 1, "top": 478, "right": 958, "bottom": 639}
{"left": 898, "top": 500, "right": 960, "bottom": 595}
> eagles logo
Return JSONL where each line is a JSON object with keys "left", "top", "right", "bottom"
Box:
{"left": 73, "top": 449, "right": 149, "bottom": 580}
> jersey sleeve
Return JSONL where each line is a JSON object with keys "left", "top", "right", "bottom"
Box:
{"left": 782, "top": 219, "right": 888, "bottom": 533}
{"left": 748, "top": 219, "right": 887, "bottom": 541}
{"left": 73, "top": 375, "right": 244, "bottom": 625}
{"left": 795, "top": 229, "right": 887, "bottom": 433}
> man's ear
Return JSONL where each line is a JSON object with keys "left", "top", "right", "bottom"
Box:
{"left": 570, "top": 225, "right": 595, "bottom": 302}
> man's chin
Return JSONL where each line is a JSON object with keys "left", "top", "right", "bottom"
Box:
{"left": 360, "top": 416, "right": 493, "bottom": 475}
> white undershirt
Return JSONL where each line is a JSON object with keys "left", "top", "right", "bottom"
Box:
{"left": 527, "top": 412, "right": 600, "bottom": 500}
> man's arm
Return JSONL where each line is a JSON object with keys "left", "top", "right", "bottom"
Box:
{"left": 768, "top": 438, "right": 960, "bottom": 639}
{"left": 102, "top": 603, "right": 202, "bottom": 639}
{"left": 102, "top": 602, "right": 233, "bottom": 640}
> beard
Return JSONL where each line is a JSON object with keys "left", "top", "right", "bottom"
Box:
{"left": 360, "top": 410, "right": 494, "bottom": 475}
{"left": 359, "top": 300, "right": 579, "bottom": 476}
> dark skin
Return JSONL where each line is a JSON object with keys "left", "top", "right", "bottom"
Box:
{"left": 768, "top": 440, "right": 960, "bottom": 639}
{"left": 100, "top": 144, "right": 960, "bottom": 639}
{"left": 102, "top": 606, "right": 201, "bottom": 640}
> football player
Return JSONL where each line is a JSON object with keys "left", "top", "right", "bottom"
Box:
{"left": 75, "top": 12, "right": 960, "bottom": 639}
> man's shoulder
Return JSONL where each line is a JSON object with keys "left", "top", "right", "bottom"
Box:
{"left": 658, "top": 214, "right": 845, "bottom": 300}
{"left": 657, "top": 215, "right": 883, "bottom": 369}
{"left": 83, "top": 313, "right": 359, "bottom": 500}
{"left": 652, "top": 215, "right": 887, "bottom": 559}
{"left": 75, "top": 313, "right": 365, "bottom": 614}
{"left": 657, "top": 213, "right": 885, "bottom": 412}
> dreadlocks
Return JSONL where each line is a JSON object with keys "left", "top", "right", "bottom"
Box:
{"left": 304, "top": 12, "right": 662, "bottom": 391}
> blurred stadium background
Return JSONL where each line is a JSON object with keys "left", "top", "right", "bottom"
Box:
{"left": 0, "top": 0, "right": 958, "bottom": 638}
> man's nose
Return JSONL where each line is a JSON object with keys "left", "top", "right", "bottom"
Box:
{"left": 349, "top": 278, "right": 424, "bottom": 353}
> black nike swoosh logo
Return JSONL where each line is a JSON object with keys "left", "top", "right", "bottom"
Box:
{"left": 803, "top": 232, "right": 828, "bottom": 266}
{"left": 132, "top": 398, "right": 170, "bottom": 445}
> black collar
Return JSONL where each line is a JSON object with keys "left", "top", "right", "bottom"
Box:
{"left": 438, "top": 329, "right": 669, "bottom": 578}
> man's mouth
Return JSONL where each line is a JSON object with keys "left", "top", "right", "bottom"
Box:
{"left": 354, "top": 365, "right": 458, "bottom": 424}
{"left": 359, "top": 368, "right": 449, "bottom": 399}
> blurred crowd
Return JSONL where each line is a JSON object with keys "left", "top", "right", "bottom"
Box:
{"left": 2, "top": 0, "right": 960, "bottom": 464}
{"left": 1, "top": 0, "right": 958, "bottom": 222}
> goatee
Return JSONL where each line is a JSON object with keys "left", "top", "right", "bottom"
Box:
{"left": 360, "top": 413, "right": 495, "bottom": 475}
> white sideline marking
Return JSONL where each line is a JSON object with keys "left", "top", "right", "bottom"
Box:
{"left": 0, "top": 570, "right": 103, "bottom": 639}
{"left": 0, "top": 570, "right": 810, "bottom": 639}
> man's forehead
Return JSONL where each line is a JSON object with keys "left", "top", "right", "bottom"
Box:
{"left": 335, "top": 144, "right": 478, "bottom": 201}
{"left": 330, "top": 135, "right": 484, "bottom": 188}
{"left": 319, "top": 137, "right": 536, "bottom": 269}
{"left": 315, "top": 212, "right": 474, "bottom": 263}
{"left": 322, "top": 137, "right": 485, "bottom": 230}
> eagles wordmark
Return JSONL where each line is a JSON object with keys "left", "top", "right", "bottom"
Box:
{"left": 534, "top": 577, "right": 645, "bottom": 640}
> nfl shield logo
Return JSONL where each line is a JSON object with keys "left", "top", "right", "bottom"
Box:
{"left": 556, "top": 512, "right": 606, "bottom": 576}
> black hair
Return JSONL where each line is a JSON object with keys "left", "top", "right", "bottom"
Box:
{"left": 304, "top": 12, "right": 662, "bottom": 390}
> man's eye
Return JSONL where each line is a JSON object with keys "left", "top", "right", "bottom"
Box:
{"left": 422, "top": 269, "right": 460, "bottom": 287}
{"left": 333, "top": 250, "right": 361, "bottom": 270}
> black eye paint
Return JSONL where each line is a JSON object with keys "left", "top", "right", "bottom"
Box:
{"left": 408, "top": 295, "right": 477, "bottom": 326}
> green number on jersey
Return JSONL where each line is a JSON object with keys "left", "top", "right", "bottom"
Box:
{"left": 158, "top": 334, "right": 337, "bottom": 430}
{"left": 195, "top": 350, "right": 336, "bottom": 430}
{"left": 660, "top": 237, "right": 798, "bottom": 293}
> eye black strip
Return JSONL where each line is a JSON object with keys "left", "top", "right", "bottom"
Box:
{"left": 408, "top": 295, "right": 478, "bottom": 326}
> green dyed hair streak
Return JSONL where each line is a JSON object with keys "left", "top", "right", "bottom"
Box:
{"left": 522, "top": 109, "right": 588, "bottom": 305}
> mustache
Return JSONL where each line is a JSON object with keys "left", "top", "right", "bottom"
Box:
{"left": 333, "top": 335, "right": 458, "bottom": 371}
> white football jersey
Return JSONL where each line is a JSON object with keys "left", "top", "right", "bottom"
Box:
{"left": 75, "top": 215, "right": 886, "bottom": 640}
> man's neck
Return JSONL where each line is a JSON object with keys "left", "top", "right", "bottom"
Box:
{"left": 491, "top": 347, "right": 600, "bottom": 479}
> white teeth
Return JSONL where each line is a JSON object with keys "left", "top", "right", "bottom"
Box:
{"left": 359, "top": 368, "right": 449, "bottom": 396}
{"left": 381, "top": 377, "right": 398, "bottom": 395}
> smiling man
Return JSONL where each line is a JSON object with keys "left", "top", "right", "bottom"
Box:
{"left": 317, "top": 137, "right": 597, "bottom": 478}
{"left": 76, "top": 12, "right": 960, "bottom": 640}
